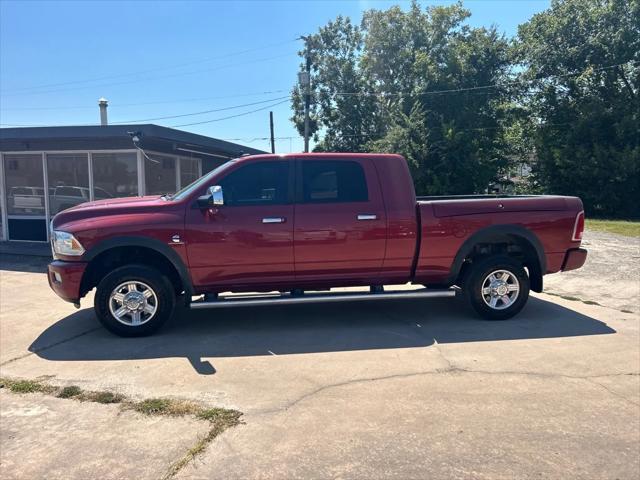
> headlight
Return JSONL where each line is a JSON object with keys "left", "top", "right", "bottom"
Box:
{"left": 51, "top": 231, "right": 85, "bottom": 257}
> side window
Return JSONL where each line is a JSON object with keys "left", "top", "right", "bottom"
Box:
{"left": 219, "top": 161, "right": 289, "bottom": 206}
{"left": 302, "top": 161, "right": 368, "bottom": 203}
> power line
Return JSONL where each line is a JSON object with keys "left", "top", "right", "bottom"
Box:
{"left": 219, "top": 121, "right": 576, "bottom": 143}
{"left": 0, "top": 52, "right": 298, "bottom": 97}
{"left": 0, "top": 98, "right": 292, "bottom": 128}
{"left": 110, "top": 90, "right": 291, "bottom": 108}
{"left": 172, "top": 99, "right": 291, "bottom": 128}
{"left": 110, "top": 96, "right": 290, "bottom": 124}
{"left": 0, "top": 38, "right": 299, "bottom": 94}
{"left": 2, "top": 61, "right": 634, "bottom": 128}
{"left": 329, "top": 61, "right": 637, "bottom": 98}
{"left": 0, "top": 89, "right": 291, "bottom": 111}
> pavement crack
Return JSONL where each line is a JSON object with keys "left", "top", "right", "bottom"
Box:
{"left": 0, "top": 326, "right": 101, "bottom": 367}
{"left": 256, "top": 370, "right": 442, "bottom": 415}
{"left": 543, "top": 290, "right": 638, "bottom": 314}
{"left": 254, "top": 368, "right": 640, "bottom": 416}
{"left": 585, "top": 378, "right": 640, "bottom": 408}
{"left": 432, "top": 340, "right": 455, "bottom": 370}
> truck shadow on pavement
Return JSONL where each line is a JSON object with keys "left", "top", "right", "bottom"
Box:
{"left": 28, "top": 295, "right": 616, "bottom": 375}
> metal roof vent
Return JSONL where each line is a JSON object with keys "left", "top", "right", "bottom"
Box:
{"left": 98, "top": 97, "right": 108, "bottom": 126}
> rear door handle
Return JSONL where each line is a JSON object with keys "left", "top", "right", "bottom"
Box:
{"left": 262, "top": 217, "right": 286, "bottom": 224}
{"left": 357, "top": 214, "right": 377, "bottom": 221}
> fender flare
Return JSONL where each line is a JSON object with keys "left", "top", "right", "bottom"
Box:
{"left": 83, "top": 236, "right": 194, "bottom": 297}
{"left": 447, "top": 224, "right": 546, "bottom": 292}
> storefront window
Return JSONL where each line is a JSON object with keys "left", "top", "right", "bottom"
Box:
{"left": 0, "top": 185, "right": 3, "bottom": 240}
{"left": 179, "top": 157, "right": 200, "bottom": 189}
{"left": 92, "top": 152, "right": 138, "bottom": 198}
{"left": 3, "top": 154, "right": 47, "bottom": 241}
{"left": 46, "top": 153, "right": 90, "bottom": 214}
{"left": 145, "top": 154, "right": 176, "bottom": 195}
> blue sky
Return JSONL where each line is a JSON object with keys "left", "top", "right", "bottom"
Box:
{"left": 0, "top": 0, "right": 549, "bottom": 153}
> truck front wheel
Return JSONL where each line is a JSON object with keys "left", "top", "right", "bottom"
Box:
{"left": 464, "top": 255, "right": 530, "bottom": 320}
{"left": 94, "top": 264, "right": 175, "bottom": 337}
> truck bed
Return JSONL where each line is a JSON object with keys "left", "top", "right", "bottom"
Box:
{"left": 413, "top": 194, "right": 583, "bottom": 285}
{"left": 417, "top": 194, "right": 572, "bottom": 218}
{"left": 416, "top": 194, "right": 537, "bottom": 201}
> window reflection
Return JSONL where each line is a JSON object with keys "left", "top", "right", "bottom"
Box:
{"left": 179, "top": 157, "right": 200, "bottom": 189}
{"left": 92, "top": 152, "right": 138, "bottom": 198}
{"left": 145, "top": 154, "right": 176, "bottom": 195}
{"left": 4, "top": 154, "right": 45, "bottom": 216}
{"left": 47, "top": 154, "right": 90, "bottom": 214}
{"left": 3, "top": 153, "right": 47, "bottom": 241}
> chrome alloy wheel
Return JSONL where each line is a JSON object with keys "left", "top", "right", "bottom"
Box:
{"left": 108, "top": 281, "right": 158, "bottom": 326}
{"left": 481, "top": 269, "right": 520, "bottom": 310}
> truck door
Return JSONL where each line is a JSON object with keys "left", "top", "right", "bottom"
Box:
{"left": 184, "top": 159, "right": 295, "bottom": 289}
{"left": 293, "top": 158, "right": 387, "bottom": 283}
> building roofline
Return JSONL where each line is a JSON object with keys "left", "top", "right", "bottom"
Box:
{"left": 0, "top": 124, "right": 265, "bottom": 156}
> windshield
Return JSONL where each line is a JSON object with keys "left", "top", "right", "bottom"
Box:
{"left": 170, "top": 159, "right": 238, "bottom": 201}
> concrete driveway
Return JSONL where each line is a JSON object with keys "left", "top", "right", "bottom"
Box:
{"left": 1, "top": 231, "right": 639, "bottom": 479}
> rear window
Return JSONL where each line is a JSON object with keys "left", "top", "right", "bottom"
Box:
{"left": 301, "top": 161, "right": 368, "bottom": 203}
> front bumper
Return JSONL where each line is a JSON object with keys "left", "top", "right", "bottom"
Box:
{"left": 561, "top": 248, "right": 588, "bottom": 272}
{"left": 47, "top": 260, "right": 88, "bottom": 303}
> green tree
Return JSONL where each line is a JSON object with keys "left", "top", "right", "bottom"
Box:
{"left": 517, "top": 0, "right": 639, "bottom": 218}
{"left": 291, "top": 1, "right": 514, "bottom": 195}
{"left": 290, "top": 16, "right": 383, "bottom": 152}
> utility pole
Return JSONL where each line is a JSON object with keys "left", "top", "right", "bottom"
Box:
{"left": 298, "top": 35, "right": 312, "bottom": 153}
{"left": 303, "top": 52, "right": 311, "bottom": 153}
{"left": 269, "top": 111, "right": 275, "bottom": 154}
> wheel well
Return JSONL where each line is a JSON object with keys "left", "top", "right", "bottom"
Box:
{"left": 80, "top": 246, "right": 184, "bottom": 297}
{"left": 456, "top": 234, "right": 543, "bottom": 292}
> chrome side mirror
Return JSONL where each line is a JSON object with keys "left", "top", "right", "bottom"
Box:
{"left": 197, "top": 185, "right": 224, "bottom": 209}
{"left": 209, "top": 185, "right": 224, "bottom": 206}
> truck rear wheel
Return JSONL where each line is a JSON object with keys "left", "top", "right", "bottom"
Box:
{"left": 94, "top": 264, "right": 175, "bottom": 337}
{"left": 465, "top": 255, "right": 530, "bottom": 320}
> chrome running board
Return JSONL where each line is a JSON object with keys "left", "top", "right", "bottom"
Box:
{"left": 189, "top": 288, "right": 456, "bottom": 310}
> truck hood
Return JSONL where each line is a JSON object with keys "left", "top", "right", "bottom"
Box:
{"left": 51, "top": 195, "right": 171, "bottom": 230}
{"left": 68, "top": 195, "right": 165, "bottom": 210}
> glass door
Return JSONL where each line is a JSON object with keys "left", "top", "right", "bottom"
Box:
{"left": 3, "top": 154, "right": 47, "bottom": 241}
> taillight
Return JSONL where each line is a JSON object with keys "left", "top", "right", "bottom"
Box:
{"left": 572, "top": 211, "right": 585, "bottom": 242}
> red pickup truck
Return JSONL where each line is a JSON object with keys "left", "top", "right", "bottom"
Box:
{"left": 48, "top": 153, "right": 587, "bottom": 337}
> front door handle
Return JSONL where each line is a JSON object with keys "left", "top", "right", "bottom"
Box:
{"left": 357, "top": 214, "right": 377, "bottom": 221}
{"left": 262, "top": 217, "right": 286, "bottom": 224}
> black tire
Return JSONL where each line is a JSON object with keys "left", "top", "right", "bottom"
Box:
{"left": 464, "top": 255, "right": 530, "bottom": 320}
{"left": 94, "top": 264, "right": 175, "bottom": 337}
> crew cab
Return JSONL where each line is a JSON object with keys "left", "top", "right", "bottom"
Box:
{"left": 48, "top": 153, "right": 587, "bottom": 337}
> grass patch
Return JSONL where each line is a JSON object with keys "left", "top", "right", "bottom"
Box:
{"left": 162, "top": 429, "right": 217, "bottom": 480}
{"left": 82, "top": 391, "right": 125, "bottom": 404}
{"left": 1, "top": 378, "right": 56, "bottom": 394}
{"left": 57, "top": 385, "right": 83, "bottom": 398}
{"left": 196, "top": 407, "right": 242, "bottom": 424}
{"left": 554, "top": 294, "right": 580, "bottom": 302}
{"left": 131, "top": 398, "right": 201, "bottom": 416}
{"left": 545, "top": 292, "right": 603, "bottom": 306}
{"left": 163, "top": 409, "right": 243, "bottom": 480}
{"left": 585, "top": 219, "right": 640, "bottom": 238}
{"left": 1, "top": 376, "right": 243, "bottom": 479}
{"left": 1, "top": 378, "right": 126, "bottom": 404}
